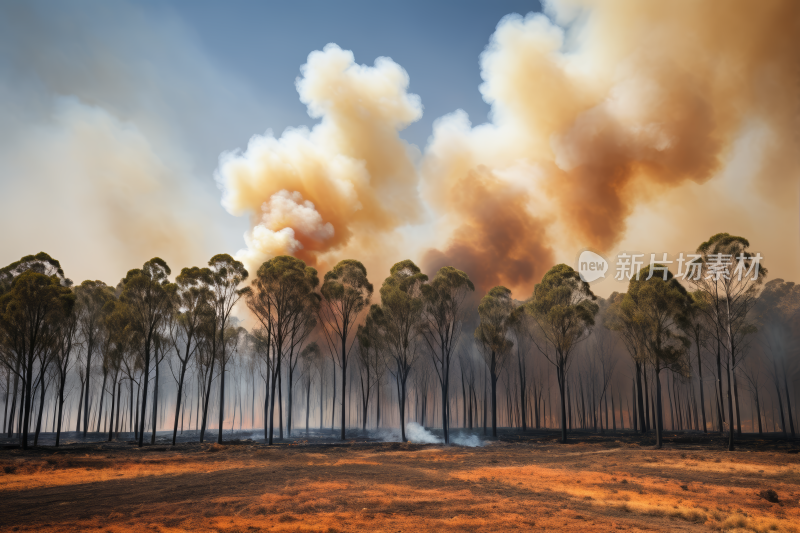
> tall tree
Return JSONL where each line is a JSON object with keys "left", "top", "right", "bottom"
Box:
{"left": 690, "top": 233, "right": 767, "bottom": 450}
{"left": 474, "top": 286, "right": 515, "bottom": 438}
{"left": 299, "top": 341, "right": 321, "bottom": 435}
{"left": 752, "top": 278, "right": 799, "bottom": 438}
{"left": 247, "top": 255, "right": 318, "bottom": 444}
{"left": 52, "top": 289, "right": 79, "bottom": 446}
{"left": 625, "top": 265, "right": 691, "bottom": 448}
{"left": 318, "top": 259, "right": 372, "bottom": 441}
{"left": 678, "top": 291, "right": 712, "bottom": 433}
{"left": 0, "top": 269, "right": 74, "bottom": 449}
{"left": 420, "top": 266, "right": 474, "bottom": 444}
{"left": 356, "top": 313, "right": 385, "bottom": 431}
{"left": 118, "top": 258, "right": 174, "bottom": 448}
{"left": 526, "top": 264, "right": 598, "bottom": 444}
{"left": 208, "top": 254, "right": 249, "bottom": 445}
{"left": 168, "top": 266, "right": 213, "bottom": 445}
{"left": 372, "top": 260, "right": 427, "bottom": 442}
{"left": 74, "top": 280, "right": 115, "bottom": 436}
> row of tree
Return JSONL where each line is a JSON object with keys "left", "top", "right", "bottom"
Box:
{"left": 1, "top": 232, "right": 796, "bottom": 451}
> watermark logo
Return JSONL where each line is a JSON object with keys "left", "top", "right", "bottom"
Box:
{"left": 577, "top": 250, "right": 608, "bottom": 283}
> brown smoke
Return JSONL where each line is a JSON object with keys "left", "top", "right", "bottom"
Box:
{"left": 420, "top": 0, "right": 799, "bottom": 295}
{"left": 217, "top": 44, "right": 423, "bottom": 273}
{"left": 423, "top": 165, "right": 554, "bottom": 296}
{"left": 220, "top": 1, "right": 799, "bottom": 295}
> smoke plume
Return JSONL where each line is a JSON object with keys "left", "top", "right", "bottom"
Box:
{"left": 217, "top": 44, "right": 424, "bottom": 272}
{"left": 219, "top": 1, "right": 799, "bottom": 294}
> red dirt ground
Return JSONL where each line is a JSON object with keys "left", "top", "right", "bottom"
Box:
{"left": 1, "top": 434, "right": 799, "bottom": 532}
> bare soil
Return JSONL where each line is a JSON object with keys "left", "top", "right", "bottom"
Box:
{"left": 1, "top": 431, "right": 799, "bottom": 532}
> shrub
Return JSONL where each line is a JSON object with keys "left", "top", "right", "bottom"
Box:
{"left": 759, "top": 489, "right": 779, "bottom": 503}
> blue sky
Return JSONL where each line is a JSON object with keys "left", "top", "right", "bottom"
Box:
{"left": 138, "top": 0, "right": 542, "bottom": 149}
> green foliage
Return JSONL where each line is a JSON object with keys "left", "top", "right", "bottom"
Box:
{"left": 526, "top": 264, "right": 598, "bottom": 359}
{"left": 0, "top": 270, "right": 76, "bottom": 346}
{"left": 474, "top": 286, "right": 515, "bottom": 359}
{"left": 624, "top": 265, "right": 691, "bottom": 376}
{"left": 321, "top": 259, "right": 373, "bottom": 311}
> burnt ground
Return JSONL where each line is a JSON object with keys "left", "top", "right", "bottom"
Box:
{"left": 1, "top": 430, "right": 799, "bottom": 532}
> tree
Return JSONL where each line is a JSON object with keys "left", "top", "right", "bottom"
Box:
{"left": 168, "top": 266, "right": 213, "bottom": 445}
{"left": 752, "top": 278, "right": 799, "bottom": 438}
{"left": 356, "top": 312, "right": 385, "bottom": 431}
{"left": 318, "top": 259, "right": 373, "bottom": 441}
{"left": 586, "top": 297, "right": 617, "bottom": 433}
{"left": 247, "top": 255, "right": 318, "bottom": 444}
{"left": 526, "top": 264, "right": 598, "bottom": 444}
{"left": 625, "top": 265, "right": 691, "bottom": 448}
{"left": 371, "top": 260, "right": 427, "bottom": 442}
{"left": 689, "top": 233, "right": 767, "bottom": 450}
{"left": 0, "top": 269, "right": 74, "bottom": 449}
{"left": 52, "top": 290, "right": 79, "bottom": 446}
{"left": 678, "top": 291, "right": 712, "bottom": 433}
{"left": 208, "top": 254, "right": 249, "bottom": 445}
{"left": 299, "top": 341, "right": 322, "bottom": 435}
{"left": 118, "top": 258, "right": 174, "bottom": 448}
{"left": 607, "top": 291, "right": 650, "bottom": 434}
{"left": 419, "top": 266, "right": 474, "bottom": 443}
{"left": 74, "top": 280, "right": 115, "bottom": 437}
{"left": 474, "top": 286, "right": 515, "bottom": 438}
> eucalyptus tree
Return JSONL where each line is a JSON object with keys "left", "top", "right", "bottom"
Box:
{"left": 689, "top": 233, "right": 766, "bottom": 450}
{"left": 285, "top": 288, "right": 319, "bottom": 437}
{"left": 247, "top": 255, "right": 318, "bottom": 444}
{"left": 299, "top": 341, "right": 321, "bottom": 434}
{"left": 53, "top": 291, "right": 79, "bottom": 446}
{"left": 508, "top": 305, "right": 532, "bottom": 432}
{"left": 101, "top": 301, "right": 127, "bottom": 441}
{"left": 371, "top": 260, "right": 427, "bottom": 442}
{"left": 317, "top": 259, "right": 372, "bottom": 441}
{"left": 74, "top": 280, "right": 115, "bottom": 436}
{"left": 607, "top": 291, "right": 650, "bottom": 433}
{"left": 250, "top": 326, "right": 273, "bottom": 440}
{"left": 118, "top": 258, "right": 174, "bottom": 447}
{"left": 588, "top": 297, "right": 617, "bottom": 433}
{"left": 678, "top": 291, "right": 712, "bottom": 433}
{"left": 0, "top": 253, "right": 71, "bottom": 443}
{"left": 526, "top": 264, "right": 598, "bottom": 443}
{"left": 752, "top": 278, "right": 799, "bottom": 438}
{"left": 475, "top": 286, "right": 515, "bottom": 438}
{"left": 356, "top": 307, "right": 386, "bottom": 431}
{"left": 104, "top": 300, "right": 136, "bottom": 440}
{"left": 625, "top": 265, "right": 691, "bottom": 448}
{"left": 0, "top": 269, "right": 74, "bottom": 449}
{"left": 419, "top": 266, "right": 474, "bottom": 443}
{"left": 168, "top": 266, "right": 213, "bottom": 445}
{"left": 196, "top": 317, "right": 218, "bottom": 443}
{"left": 208, "top": 254, "right": 249, "bottom": 444}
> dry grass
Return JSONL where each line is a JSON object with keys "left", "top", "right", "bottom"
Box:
{"left": 1, "top": 438, "right": 799, "bottom": 532}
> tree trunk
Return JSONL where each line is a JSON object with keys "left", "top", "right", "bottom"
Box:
{"left": 151, "top": 356, "right": 160, "bottom": 444}
{"left": 173, "top": 363, "right": 187, "bottom": 445}
{"left": 217, "top": 359, "right": 226, "bottom": 444}
{"left": 726, "top": 362, "right": 735, "bottom": 451}
{"left": 655, "top": 369, "right": 664, "bottom": 449}
{"left": 138, "top": 337, "right": 152, "bottom": 448}
{"left": 632, "top": 364, "right": 642, "bottom": 433}
{"left": 695, "top": 339, "right": 707, "bottom": 432}
{"left": 781, "top": 358, "right": 796, "bottom": 438}
{"left": 340, "top": 336, "right": 347, "bottom": 441}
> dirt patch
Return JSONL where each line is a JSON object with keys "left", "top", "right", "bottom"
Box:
{"left": 1, "top": 432, "right": 799, "bottom": 532}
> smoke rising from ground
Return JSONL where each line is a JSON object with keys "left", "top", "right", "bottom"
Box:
{"left": 218, "top": 0, "right": 799, "bottom": 295}
{"left": 374, "top": 423, "right": 485, "bottom": 447}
